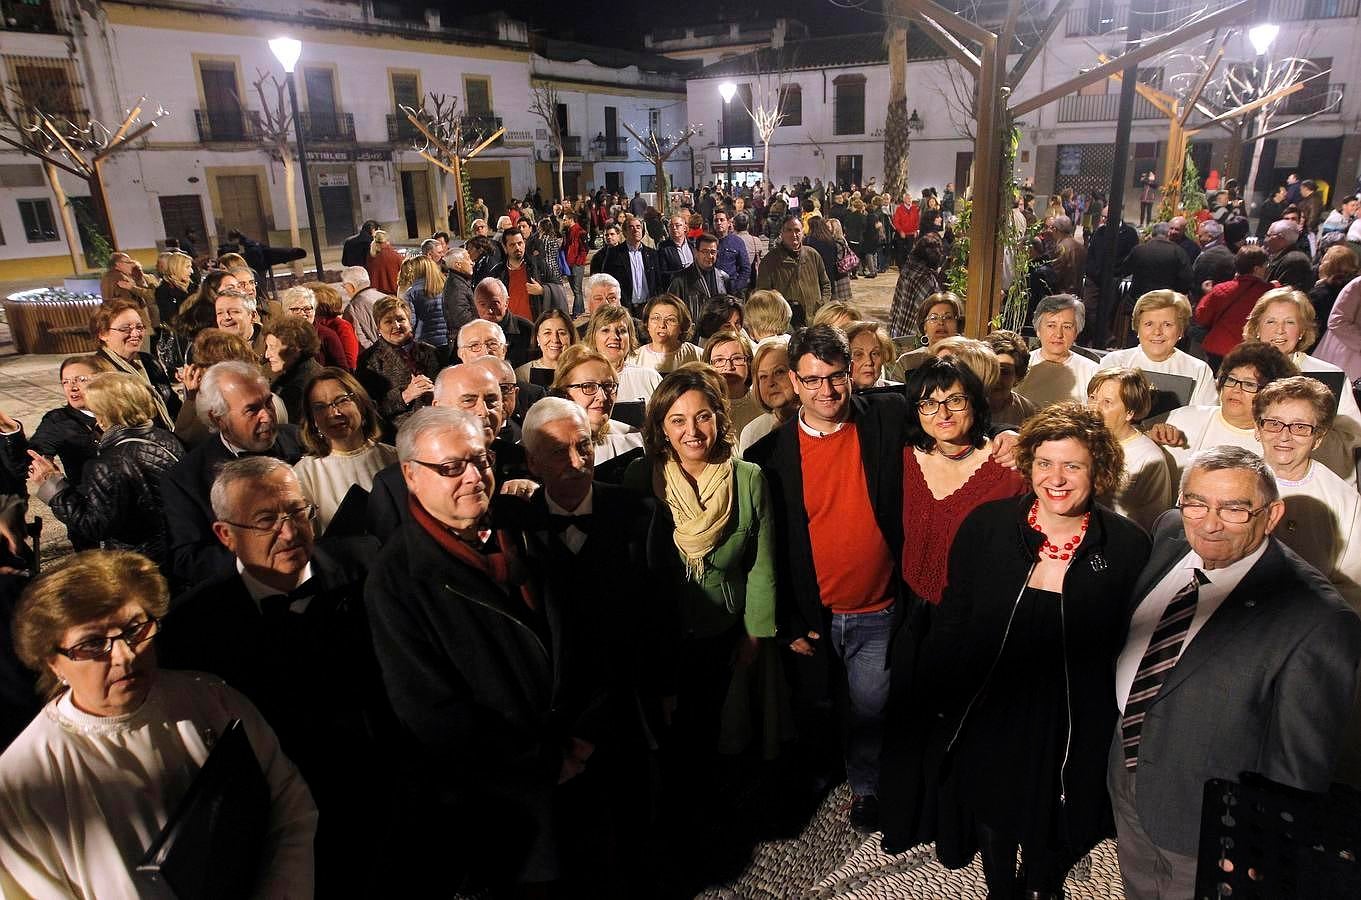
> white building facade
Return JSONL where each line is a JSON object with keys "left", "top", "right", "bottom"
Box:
{"left": 681, "top": 1, "right": 1361, "bottom": 210}
{"left": 0, "top": 0, "right": 691, "bottom": 280}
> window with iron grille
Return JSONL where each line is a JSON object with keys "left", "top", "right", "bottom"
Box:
{"left": 18, "top": 198, "right": 57, "bottom": 242}
{"left": 4, "top": 55, "right": 83, "bottom": 124}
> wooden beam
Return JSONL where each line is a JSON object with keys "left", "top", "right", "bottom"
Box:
{"left": 418, "top": 149, "right": 458, "bottom": 177}
{"left": 899, "top": 0, "right": 994, "bottom": 47}
{"left": 906, "top": 10, "right": 981, "bottom": 75}
{"left": 92, "top": 121, "right": 155, "bottom": 163}
{"left": 1193, "top": 72, "right": 1322, "bottom": 128}
{"left": 107, "top": 101, "right": 143, "bottom": 146}
{"left": 1245, "top": 105, "right": 1340, "bottom": 143}
{"left": 1008, "top": 0, "right": 1074, "bottom": 88}
{"left": 1009, "top": 0, "right": 1254, "bottom": 117}
{"left": 40, "top": 118, "right": 92, "bottom": 176}
{"left": 967, "top": 36, "right": 1005, "bottom": 338}
{"left": 0, "top": 133, "right": 84, "bottom": 177}
{"left": 1178, "top": 32, "right": 1227, "bottom": 126}
{"left": 463, "top": 126, "right": 506, "bottom": 162}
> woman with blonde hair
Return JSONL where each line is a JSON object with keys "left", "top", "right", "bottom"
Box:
{"left": 154, "top": 251, "right": 194, "bottom": 325}
{"left": 848, "top": 321, "right": 901, "bottom": 389}
{"left": 399, "top": 255, "right": 449, "bottom": 354}
{"left": 364, "top": 227, "right": 403, "bottom": 294}
{"left": 581, "top": 304, "right": 663, "bottom": 402}
{"left": 744, "top": 289, "right": 793, "bottom": 343}
{"left": 28, "top": 373, "right": 184, "bottom": 565}
{"left": 1102, "top": 289, "right": 1219, "bottom": 406}
{"left": 811, "top": 301, "right": 864, "bottom": 331}
{"left": 738, "top": 341, "right": 799, "bottom": 455}
{"left": 551, "top": 343, "right": 643, "bottom": 466}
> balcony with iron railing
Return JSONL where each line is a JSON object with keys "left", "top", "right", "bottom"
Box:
{"left": 1057, "top": 93, "right": 1164, "bottom": 122}
{"left": 561, "top": 134, "right": 582, "bottom": 157}
{"left": 1064, "top": 0, "right": 1356, "bottom": 37}
{"left": 603, "top": 136, "right": 629, "bottom": 157}
{"left": 299, "top": 111, "right": 355, "bottom": 142}
{"left": 386, "top": 113, "right": 422, "bottom": 143}
{"left": 460, "top": 114, "right": 503, "bottom": 146}
{"left": 1285, "top": 81, "right": 1345, "bottom": 115}
{"left": 195, "top": 108, "right": 263, "bottom": 143}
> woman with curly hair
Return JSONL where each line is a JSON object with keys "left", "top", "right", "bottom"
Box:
{"left": 893, "top": 402, "right": 1150, "bottom": 898}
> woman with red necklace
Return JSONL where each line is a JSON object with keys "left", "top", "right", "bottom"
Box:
{"left": 889, "top": 402, "right": 1150, "bottom": 899}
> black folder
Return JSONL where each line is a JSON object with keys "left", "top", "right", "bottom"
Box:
{"left": 1141, "top": 371, "right": 1196, "bottom": 422}
{"left": 136, "top": 718, "right": 270, "bottom": 900}
{"left": 1303, "top": 370, "right": 1345, "bottom": 414}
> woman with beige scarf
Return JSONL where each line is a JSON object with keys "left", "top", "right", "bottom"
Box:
{"left": 624, "top": 362, "right": 778, "bottom": 827}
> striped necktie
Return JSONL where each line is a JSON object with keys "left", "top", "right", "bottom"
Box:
{"left": 1121, "top": 570, "right": 1206, "bottom": 770}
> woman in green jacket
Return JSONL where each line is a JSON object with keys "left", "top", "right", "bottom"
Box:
{"left": 625, "top": 362, "right": 778, "bottom": 795}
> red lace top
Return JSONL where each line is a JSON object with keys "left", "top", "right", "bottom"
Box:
{"left": 901, "top": 446, "right": 1026, "bottom": 605}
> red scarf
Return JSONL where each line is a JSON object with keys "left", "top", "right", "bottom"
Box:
{"left": 408, "top": 495, "right": 538, "bottom": 610}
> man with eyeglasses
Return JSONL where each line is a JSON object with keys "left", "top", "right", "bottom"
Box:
{"left": 472, "top": 355, "right": 546, "bottom": 436}
{"left": 472, "top": 278, "right": 534, "bottom": 369}
{"left": 161, "top": 360, "right": 303, "bottom": 587}
{"left": 1109, "top": 445, "right": 1361, "bottom": 900}
{"left": 367, "top": 406, "right": 606, "bottom": 890}
{"left": 666, "top": 233, "right": 729, "bottom": 323}
{"left": 160, "top": 456, "right": 391, "bottom": 891}
{"left": 1263, "top": 218, "right": 1316, "bottom": 293}
{"left": 746, "top": 324, "right": 910, "bottom": 834}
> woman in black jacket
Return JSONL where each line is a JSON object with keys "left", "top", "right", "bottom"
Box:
{"left": 893, "top": 402, "right": 1151, "bottom": 898}
{"left": 0, "top": 354, "right": 108, "bottom": 493}
{"left": 29, "top": 373, "right": 183, "bottom": 567}
{"left": 263, "top": 315, "right": 323, "bottom": 424}
{"left": 92, "top": 299, "right": 182, "bottom": 431}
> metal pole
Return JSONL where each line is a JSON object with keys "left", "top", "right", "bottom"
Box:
{"left": 723, "top": 100, "right": 734, "bottom": 190}
{"left": 1097, "top": 0, "right": 1143, "bottom": 348}
{"left": 287, "top": 71, "right": 325, "bottom": 278}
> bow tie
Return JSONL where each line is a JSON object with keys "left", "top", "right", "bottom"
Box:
{"left": 547, "top": 513, "right": 593, "bottom": 534}
{"left": 260, "top": 580, "right": 315, "bottom": 618}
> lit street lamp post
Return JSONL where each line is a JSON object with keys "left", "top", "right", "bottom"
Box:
{"left": 270, "top": 37, "right": 325, "bottom": 277}
{"left": 719, "top": 81, "right": 736, "bottom": 190}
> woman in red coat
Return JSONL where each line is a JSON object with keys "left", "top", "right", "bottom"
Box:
{"left": 364, "top": 229, "right": 404, "bottom": 295}
{"left": 1194, "top": 245, "right": 1272, "bottom": 370}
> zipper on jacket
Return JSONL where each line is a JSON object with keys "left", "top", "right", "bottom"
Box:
{"left": 944, "top": 560, "right": 1036, "bottom": 755}
{"left": 1057, "top": 583, "right": 1073, "bottom": 808}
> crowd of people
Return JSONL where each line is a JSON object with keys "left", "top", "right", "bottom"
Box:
{"left": 1, "top": 174, "right": 1361, "bottom": 900}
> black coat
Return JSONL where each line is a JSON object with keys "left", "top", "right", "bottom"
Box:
{"left": 497, "top": 312, "right": 535, "bottom": 370}
{"left": 270, "top": 357, "right": 323, "bottom": 426}
{"left": 884, "top": 495, "right": 1150, "bottom": 859}
{"left": 160, "top": 426, "right": 303, "bottom": 589}
{"left": 665, "top": 264, "right": 729, "bottom": 324}
{"left": 365, "top": 515, "right": 602, "bottom": 885}
{"left": 40, "top": 423, "right": 183, "bottom": 567}
{"left": 594, "top": 242, "right": 660, "bottom": 308}
{"left": 1119, "top": 237, "right": 1192, "bottom": 299}
{"left": 355, "top": 338, "right": 442, "bottom": 441}
{"left": 159, "top": 538, "right": 396, "bottom": 886}
{"left": 1268, "top": 249, "right": 1316, "bottom": 293}
{"left": 341, "top": 230, "right": 372, "bottom": 268}
{"left": 1191, "top": 243, "right": 1236, "bottom": 299}
{"left": 1, "top": 405, "right": 100, "bottom": 489}
{"left": 657, "top": 238, "right": 695, "bottom": 286}
{"left": 441, "top": 271, "right": 477, "bottom": 339}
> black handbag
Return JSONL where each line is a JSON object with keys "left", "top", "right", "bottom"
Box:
{"left": 136, "top": 718, "right": 271, "bottom": 900}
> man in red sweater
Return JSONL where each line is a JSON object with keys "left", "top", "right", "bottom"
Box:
{"left": 747, "top": 324, "right": 909, "bottom": 833}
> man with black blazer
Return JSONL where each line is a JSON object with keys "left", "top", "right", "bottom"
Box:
{"left": 160, "top": 360, "right": 302, "bottom": 589}
{"left": 746, "top": 324, "right": 909, "bottom": 833}
{"left": 667, "top": 233, "right": 730, "bottom": 324}
{"left": 159, "top": 457, "right": 393, "bottom": 892}
{"left": 592, "top": 215, "right": 659, "bottom": 312}
{"left": 1110, "top": 446, "right": 1361, "bottom": 899}
{"left": 342, "top": 219, "right": 379, "bottom": 267}
{"left": 470, "top": 279, "right": 534, "bottom": 369}
{"left": 657, "top": 213, "right": 696, "bottom": 287}
{"left": 366, "top": 407, "right": 607, "bottom": 891}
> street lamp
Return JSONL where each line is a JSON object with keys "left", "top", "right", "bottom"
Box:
{"left": 1248, "top": 23, "right": 1279, "bottom": 55}
{"left": 718, "top": 81, "right": 736, "bottom": 190}
{"left": 270, "top": 36, "right": 324, "bottom": 277}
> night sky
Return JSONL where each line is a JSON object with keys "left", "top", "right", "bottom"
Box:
{"left": 443, "top": 0, "right": 887, "bottom": 49}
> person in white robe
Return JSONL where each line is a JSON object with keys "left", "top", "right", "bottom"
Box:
{"left": 1100, "top": 289, "right": 1219, "bottom": 407}
{"left": 1087, "top": 368, "right": 1174, "bottom": 531}
{"left": 1017, "top": 294, "right": 1100, "bottom": 408}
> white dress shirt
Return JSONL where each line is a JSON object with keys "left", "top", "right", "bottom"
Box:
{"left": 544, "top": 485, "right": 593, "bottom": 555}
{"left": 626, "top": 243, "right": 647, "bottom": 303}
{"left": 237, "top": 559, "right": 315, "bottom": 614}
{"left": 1115, "top": 539, "right": 1270, "bottom": 713}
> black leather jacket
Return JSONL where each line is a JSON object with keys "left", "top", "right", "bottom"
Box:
{"left": 37, "top": 423, "right": 184, "bottom": 566}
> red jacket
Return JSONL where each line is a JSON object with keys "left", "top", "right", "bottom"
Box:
{"left": 1195, "top": 273, "right": 1273, "bottom": 357}
{"left": 892, "top": 202, "right": 920, "bottom": 238}
{"left": 565, "top": 222, "right": 589, "bottom": 267}
{"left": 318, "top": 313, "right": 359, "bottom": 369}
{"left": 364, "top": 245, "right": 403, "bottom": 295}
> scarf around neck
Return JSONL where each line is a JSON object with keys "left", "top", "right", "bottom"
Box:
{"left": 662, "top": 457, "right": 734, "bottom": 581}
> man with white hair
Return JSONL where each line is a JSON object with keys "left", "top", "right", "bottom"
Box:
{"left": 161, "top": 360, "right": 303, "bottom": 585}
{"left": 1190, "top": 219, "right": 1234, "bottom": 300}
{"left": 441, "top": 247, "right": 476, "bottom": 337}
{"left": 1264, "top": 219, "right": 1315, "bottom": 292}
{"left": 366, "top": 406, "right": 606, "bottom": 889}
{"left": 473, "top": 277, "right": 533, "bottom": 368}
{"left": 339, "top": 266, "right": 383, "bottom": 350}
{"left": 215, "top": 288, "right": 266, "bottom": 356}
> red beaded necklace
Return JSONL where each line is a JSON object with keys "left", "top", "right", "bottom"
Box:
{"left": 1027, "top": 499, "right": 1090, "bottom": 561}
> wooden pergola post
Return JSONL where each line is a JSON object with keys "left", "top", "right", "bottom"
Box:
{"left": 404, "top": 107, "right": 504, "bottom": 237}
{"left": 898, "top": 0, "right": 1254, "bottom": 336}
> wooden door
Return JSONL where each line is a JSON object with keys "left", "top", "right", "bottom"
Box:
{"left": 158, "top": 194, "right": 208, "bottom": 252}
{"left": 216, "top": 174, "right": 266, "bottom": 241}
{"left": 200, "top": 62, "right": 242, "bottom": 139}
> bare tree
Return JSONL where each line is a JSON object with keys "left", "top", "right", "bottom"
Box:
{"left": 728, "top": 46, "right": 798, "bottom": 190}
{"left": 399, "top": 93, "right": 503, "bottom": 235}
{"left": 249, "top": 70, "right": 302, "bottom": 275}
{"left": 620, "top": 120, "right": 701, "bottom": 215}
{"left": 529, "top": 84, "right": 566, "bottom": 201}
{"left": 884, "top": 21, "right": 912, "bottom": 198}
{"left": 0, "top": 93, "right": 166, "bottom": 269}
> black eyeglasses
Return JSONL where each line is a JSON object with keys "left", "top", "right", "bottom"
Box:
{"left": 1220, "top": 375, "right": 1262, "bottom": 394}
{"left": 408, "top": 450, "right": 497, "bottom": 479}
{"left": 1258, "top": 417, "right": 1319, "bottom": 437}
{"left": 565, "top": 381, "right": 619, "bottom": 397}
{"left": 497, "top": 382, "right": 518, "bottom": 397}
{"left": 221, "top": 504, "right": 318, "bottom": 533}
{"left": 1176, "top": 501, "right": 1269, "bottom": 525}
{"left": 917, "top": 393, "right": 970, "bottom": 416}
{"left": 795, "top": 371, "right": 850, "bottom": 389}
{"left": 309, "top": 393, "right": 357, "bottom": 415}
{"left": 56, "top": 617, "right": 160, "bottom": 661}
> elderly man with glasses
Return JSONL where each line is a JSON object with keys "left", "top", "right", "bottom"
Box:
{"left": 366, "top": 406, "right": 610, "bottom": 891}
{"left": 159, "top": 456, "right": 392, "bottom": 892}
{"left": 1264, "top": 218, "right": 1316, "bottom": 293}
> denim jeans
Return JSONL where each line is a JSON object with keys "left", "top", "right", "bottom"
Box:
{"left": 829, "top": 603, "right": 895, "bottom": 796}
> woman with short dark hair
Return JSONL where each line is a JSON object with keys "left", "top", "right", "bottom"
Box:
{"left": 263, "top": 315, "right": 323, "bottom": 424}
{"left": 294, "top": 369, "right": 395, "bottom": 533}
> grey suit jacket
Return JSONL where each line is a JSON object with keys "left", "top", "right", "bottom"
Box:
{"left": 1114, "top": 511, "right": 1361, "bottom": 856}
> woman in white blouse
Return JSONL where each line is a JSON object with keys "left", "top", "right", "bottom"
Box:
{"left": 702, "top": 328, "right": 764, "bottom": 435}
{"left": 633, "top": 294, "right": 703, "bottom": 373}
{"left": 0, "top": 550, "right": 316, "bottom": 897}
{"left": 1251, "top": 376, "right": 1361, "bottom": 610}
{"left": 581, "top": 304, "right": 662, "bottom": 403}
{"left": 738, "top": 341, "right": 799, "bottom": 456}
{"left": 1100, "top": 290, "right": 1219, "bottom": 406}
{"left": 552, "top": 344, "right": 643, "bottom": 465}
{"left": 1017, "top": 293, "right": 1100, "bottom": 408}
{"left": 293, "top": 368, "right": 398, "bottom": 533}
{"left": 1085, "top": 368, "right": 1173, "bottom": 531}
